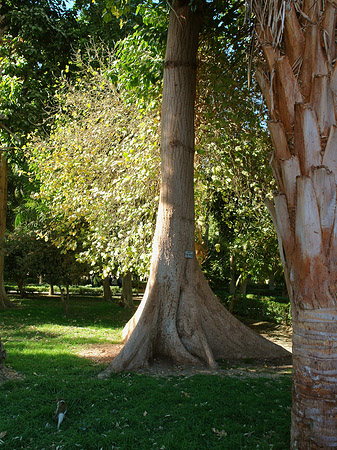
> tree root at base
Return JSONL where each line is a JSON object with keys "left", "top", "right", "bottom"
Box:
{"left": 98, "top": 262, "right": 289, "bottom": 378}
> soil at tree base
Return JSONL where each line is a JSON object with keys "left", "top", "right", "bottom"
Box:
{"left": 0, "top": 365, "right": 24, "bottom": 384}
{"left": 0, "top": 319, "right": 292, "bottom": 383}
{"left": 76, "top": 319, "right": 292, "bottom": 378}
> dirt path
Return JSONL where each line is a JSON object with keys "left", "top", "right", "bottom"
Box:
{"left": 241, "top": 317, "right": 292, "bottom": 353}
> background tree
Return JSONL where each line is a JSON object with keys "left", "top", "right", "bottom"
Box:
{"left": 248, "top": 1, "right": 337, "bottom": 447}
{"left": 0, "top": 0, "right": 126, "bottom": 308}
{"left": 39, "top": 245, "right": 89, "bottom": 313}
{"left": 193, "top": 4, "right": 283, "bottom": 292}
{"left": 0, "top": 153, "right": 11, "bottom": 308}
{"left": 112, "top": 2, "right": 167, "bottom": 107}
{"left": 27, "top": 47, "right": 161, "bottom": 292}
{"left": 0, "top": 4, "right": 19, "bottom": 309}
{"left": 0, "top": 0, "right": 78, "bottom": 308}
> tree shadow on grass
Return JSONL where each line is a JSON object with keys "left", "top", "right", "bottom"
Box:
{"left": 1, "top": 294, "right": 135, "bottom": 329}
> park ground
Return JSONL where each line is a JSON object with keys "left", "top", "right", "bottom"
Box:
{"left": 76, "top": 314, "right": 292, "bottom": 378}
{"left": 0, "top": 290, "right": 292, "bottom": 450}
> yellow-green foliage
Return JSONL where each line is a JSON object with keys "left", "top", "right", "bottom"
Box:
{"left": 26, "top": 50, "right": 161, "bottom": 277}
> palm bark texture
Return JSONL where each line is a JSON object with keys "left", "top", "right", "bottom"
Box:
{"left": 250, "top": 0, "right": 337, "bottom": 448}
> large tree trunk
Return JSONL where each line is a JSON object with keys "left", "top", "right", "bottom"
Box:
{"left": 99, "top": 1, "right": 288, "bottom": 378}
{"left": 252, "top": 1, "right": 337, "bottom": 447}
{"left": 0, "top": 155, "right": 12, "bottom": 309}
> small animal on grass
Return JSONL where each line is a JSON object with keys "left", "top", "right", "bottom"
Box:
{"left": 54, "top": 400, "right": 67, "bottom": 430}
{"left": 0, "top": 338, "right": 6, "bottom": 364}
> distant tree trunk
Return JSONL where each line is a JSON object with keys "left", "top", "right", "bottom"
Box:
{"left": 195, "top": 226, "right": 207, "bottom": 264}
{"left": 98, "top": 1, "right": 288, "bottom": 378}
{"left": 121, "top": 272, "right": 133, "bottom": 308}
{"left": 0, "top": 16, "right": 12, "bottom": 310}
{"left": 268, "top": 274, "right": 275, "bottom": 291}
{"left": 0, "top": 277, "right": 9, "bottom": 309}
{"left": 229, "top": 273, "right": 242, "bottom": 313}
{"left": 17, "top": 279, "right": 25, "bottom": 299}
{"left": 103, "top": 277, "right": 112, "bottom": 302}
{"left": 66, "top": 283, "right": 70, "bottom": 304}
{"left": 49, "top": 284, "right": 54, "bottom": 296}
{"left": 240, "top": 276, "right": 248, "bottom": 296}
{"left": 0, "top": 337, "right": 6, "bottom": 365}
{"left": 229, "top": 253, "right": 236, "bottom": 294}
{"left": 59, "top": 285, "right": 69, "bottom": 314}
{"left": 0, "top": 155, "right": 12, "bottom": 309}
{"left": 252, "top": 1, "right": 337, "bottom": 447}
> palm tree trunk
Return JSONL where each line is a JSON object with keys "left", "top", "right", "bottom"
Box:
{"left": 251, "top": 1, "right": 337, "bottom": 447}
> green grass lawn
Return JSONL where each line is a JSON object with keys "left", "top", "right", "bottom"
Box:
{"left": 0, "top": 295, "right": 291, "bottom": 450}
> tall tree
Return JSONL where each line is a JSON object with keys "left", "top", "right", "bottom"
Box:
{"left": 99, "top": 0, "right": 288, "bottom": 377}
{"left": 0, "top": 0, "right": 124, "bottom": 308}
{"left": 0, "top": 154, "right": 11, "bottom": 308}
{"left": 249, "top": 1, "right": 337, "bottom": 448}
{"left": 0, "top": 4, "right": 14, "bottom": 309}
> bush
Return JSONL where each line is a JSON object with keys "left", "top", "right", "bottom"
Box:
{"left": 215, "top": 290, "right": 292, "bottom": 325}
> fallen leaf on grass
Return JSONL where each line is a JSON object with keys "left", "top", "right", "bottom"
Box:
{"left": 143, "top": 411, "right": 148, "bottom": 416}
{"left": 211, "top": 428, "right": 227, "bottom": 438}
{"left": 0, "top": 432, "right": 6, "bottom": 439}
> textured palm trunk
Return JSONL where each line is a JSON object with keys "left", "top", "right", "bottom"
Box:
{"left": 0, "top": 154, "right": 11, "bottom": 309}
{"left": 252, "top": 1, "right": 337, "bottom": 447}
{"left": 98, "top": 0, "right": 288, "bottom": 378}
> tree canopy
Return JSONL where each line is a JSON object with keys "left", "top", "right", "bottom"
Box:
{"left": 27, "top": 47, "right": 160, "bottom": 278}
{"left": 0, "top": 0, "right": 284, "bottom": 292}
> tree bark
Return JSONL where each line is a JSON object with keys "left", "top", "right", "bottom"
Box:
{"left": 229, "top": 253, "right": 236, "bottom": 294}
{"left": 240, "top": 276, "right": 248, "bottom": 296}
{"left": 17, "top": 279, "right": 25, "bottom": 299}
{"left": 0, "top": 155, "right": 12, "bottom": 309}
{"left": 121, "top": 272, "right": 133, "bottom": 308}
{"left": 98, "top": 1, "right": 288, "bottom": 378}
{"left": 229, "top": 273, "right": 242, "bottom": 313}
{"left": 102, "top": 276, "right": 112, "bottom": 302}
{"left": 253, "top": 2, "right": 337, "bottom": 447}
